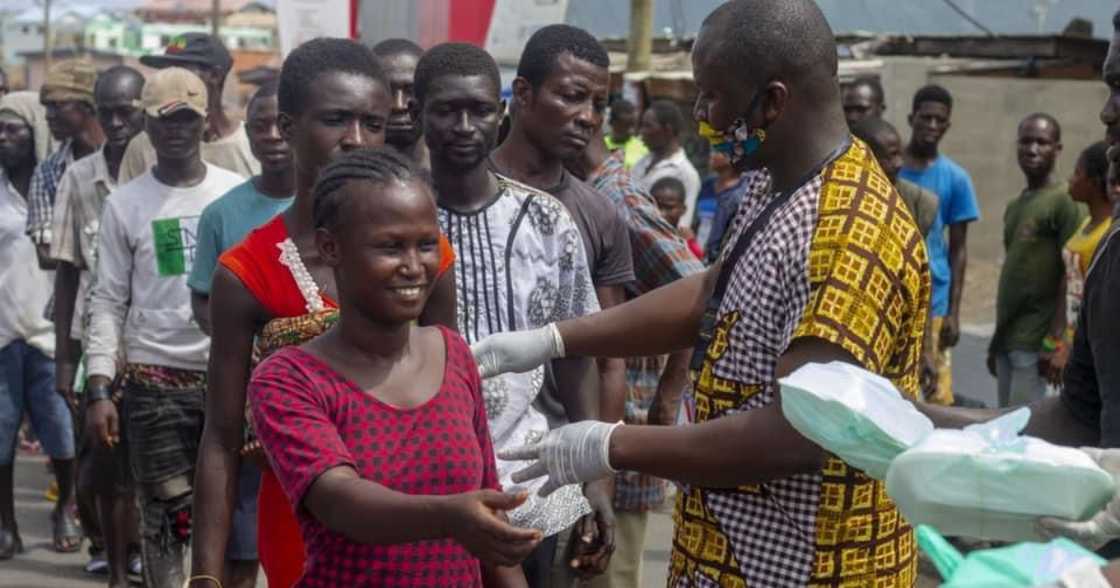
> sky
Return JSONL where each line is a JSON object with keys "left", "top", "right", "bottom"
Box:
{"left": 3, "top": 0, "right": 274, "bottom": 15}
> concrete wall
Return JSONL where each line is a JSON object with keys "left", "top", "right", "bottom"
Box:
{"left": 2, "top": 20, "right": 44, "bottom": 65}
{"left": 876, "top": 57, "right": 1109, "bottom": 324}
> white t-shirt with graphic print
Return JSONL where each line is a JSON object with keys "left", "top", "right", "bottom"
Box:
{"left": 85, "top": 163, "right": 243, "bottom": 380}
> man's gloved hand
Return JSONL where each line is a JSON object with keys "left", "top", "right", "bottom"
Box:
{"left": 471, "top": 323, "right": 565, "bottom": 378}
{"left": 1038, "top": 447, "right": 1120, "bottom": 549}
{"left": 499, "top": 420, "right": 622, "bottom": 497}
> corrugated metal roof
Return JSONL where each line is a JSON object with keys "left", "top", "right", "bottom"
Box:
{"left": 566, "top": 0, "right": 1116, "bottom": 40}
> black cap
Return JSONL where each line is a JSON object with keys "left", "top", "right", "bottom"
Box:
{"left": 140, "top": 32, "right": 233, "bottom": 71}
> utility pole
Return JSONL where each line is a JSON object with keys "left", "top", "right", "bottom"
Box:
{"left": 211, "top": 0, "right": 221, "bottom": 38}
{"left": 627, "top": 0, "right": 653, "bottom": 73}
{"left": 43, "top": 0, "right": 53, "bottom": 71}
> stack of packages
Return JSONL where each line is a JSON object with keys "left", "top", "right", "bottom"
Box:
{"left": 779, "top": 362, "right": 1114, "bottom": 586}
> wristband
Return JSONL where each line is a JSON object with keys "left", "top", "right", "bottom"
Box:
{"left": 1042, "top": 335, "right": 1064, "bottom": 353}
{"left": 548, "top": 323, "right": 567, "bottom": 358}
{"left": 87, "top": 383, "right": 113, "bottom": 403}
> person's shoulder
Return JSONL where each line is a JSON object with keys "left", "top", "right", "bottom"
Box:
{"left": 496, "top": 173, "right": 569, "bottom": 214}
{"left": 54, "top": 155, "right": 88, "bottom": 198}
{"left": 43, "top": 143, "right": 70, "bottom": 166}
{"left": 675, "top": 149, "right": 701, "bottom": 175}
{"left": 562, "top": 173, "right": 616, "bottom": 213}
{"left": 826, "top": 146, "right": 918, "bottom": 235}
{"left": 1045, "top": 180, "right": 1075, "bottom": 200}
{"left": 105, "top": 169, "right": 155, "bottom": 207}
{"left": 496, "top": 174, "right": 583, "bottom": 238}
{"left": 251, "top": 346, "right": 315, "bottom": 389}
{"left": 222, "top": 214, "right": 285, "bottom": 258}
{"left": 898, "top": 178, "right": 939, "bottom": 204}
{"left": 205, "top": 164, "right": 249, "bottom": 190}
{"left": 203, "top": 179, "right": 255, "bottom": 214}
{"left": 1091, "top": 225, "right": 1120, "bottom": 277}
{"left": 63, "top": 150, "right": 101, "bottom": 179}
{"left": 431, "top": 325, "right": 473, "bottom": 368}
{"left": 935, "top": 155, "right": 973, "bottom": 179}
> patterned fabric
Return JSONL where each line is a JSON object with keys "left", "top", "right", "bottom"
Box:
{"left": 1063, "top": 216, "right": 1112, "bottom": 341}
{"left": 588, "top": 150, "right": 705, "bottom": 296}
{"left": 26, "top": 139, "right": 73, "bottom": 245}
{"left": 256, "top": 310, "right": 339, "bottom": 360}
{"left": 249, "top": 327, "right": 499, "bottom": 588}
{"left": 669, "top": 139, "right": 930, "bottom": 587}
{"left": 927, "top": 317, "right": 954, "bottom": 406}
{"left": 118, "top": 362, "right": 208, "bottom": 391}
{"left": 439, "top": 174, "right": 596, "bottom": 536}
{"left": 613, "top": 355, "right": 667, "bottom": 512}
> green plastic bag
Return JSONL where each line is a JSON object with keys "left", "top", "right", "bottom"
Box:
{"left": 916, "top": 525, "right": 1105, "bottom": 587}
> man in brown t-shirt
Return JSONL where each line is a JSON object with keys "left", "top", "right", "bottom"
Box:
{"left": 489, "top": 23, "right": 633, "bottom": 587}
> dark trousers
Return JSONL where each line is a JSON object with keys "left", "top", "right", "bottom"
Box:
{"left": 123, "top": 383, "right": 204, "bottom": 588}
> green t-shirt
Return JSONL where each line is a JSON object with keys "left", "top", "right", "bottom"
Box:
{"left": 992, "top": 181, "right": 1085, "bottom": 352}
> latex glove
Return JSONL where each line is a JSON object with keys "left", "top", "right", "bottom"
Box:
{"left": 1038, "top": 447, "right": 1120, "bottom": 549}
{"left": 471, "top": 323, "right": 565, "bottom": 378}
{"left": 499, "top": 421, "right": 622, "bottom": 497}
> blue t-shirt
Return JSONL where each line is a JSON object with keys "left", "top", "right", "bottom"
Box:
{"left": 187, "top": 179, "right": 294, "bottom": 294}
{"left": 899, "top": 155, "right": 980, "bottom": 317}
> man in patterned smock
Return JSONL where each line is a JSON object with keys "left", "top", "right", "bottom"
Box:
{"left": 471, "top": 1, "right": 930, "bottom": 586}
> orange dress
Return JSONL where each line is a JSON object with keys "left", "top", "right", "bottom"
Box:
{"left": 219, "top": 215, "right": 455, "bottom": 587}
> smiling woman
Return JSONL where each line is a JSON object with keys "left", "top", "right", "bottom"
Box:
{"left": 246, "top": 148, "right": 535, "bottom": 587}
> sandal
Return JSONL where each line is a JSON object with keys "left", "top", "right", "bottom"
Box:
{"left": 0, "top": 528, "right": 23, "bottom": 560}
{"left": 51, "top": 509, "right": 82, "bottom": 553}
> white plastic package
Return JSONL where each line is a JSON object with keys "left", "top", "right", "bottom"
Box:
{"left": 779, "top": 361, "right": 934, "bottom": 480}
{"left": 886, "top": 409, "right": 1116, "bottom": 542}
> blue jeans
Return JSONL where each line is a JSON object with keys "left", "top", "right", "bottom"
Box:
{"left": 0, "top": 340, "right": 74, "bottom": 464}
{"left": 996, "top": 350, "right": 1048, "bottom": 408}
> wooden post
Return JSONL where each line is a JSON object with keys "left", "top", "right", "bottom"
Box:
{"left": 43, "top": 0, "right": 52, "bottom": 71}
{"left": 627, "top": 0, "right": 653, "bottom": 73}
{"left": 211, "top": 0, "right": 221, "bottom": 38}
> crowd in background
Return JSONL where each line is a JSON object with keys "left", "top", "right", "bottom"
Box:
{"left": 2, "top": 1, "right": 1120, "bottom": 587}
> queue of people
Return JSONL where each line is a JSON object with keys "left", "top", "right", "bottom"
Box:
{"left": 3, "top": 1, "right": 1120, "bottom": 587}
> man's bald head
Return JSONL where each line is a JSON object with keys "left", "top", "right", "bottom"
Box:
{"left": 696, "top": 0, "right": 837, "bottom": 98}
{"left": 94, "top": 65, "right": 144, "bottom": 102}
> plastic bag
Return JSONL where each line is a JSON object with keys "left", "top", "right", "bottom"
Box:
{"left": 916, "top": 524, "right": 1105, "bottom": 587}
{"left": 779, "top": 361, "right": 933, "bottom": 479}
{"left": 886, "top": 410, "right": 1115, "bottom": 542}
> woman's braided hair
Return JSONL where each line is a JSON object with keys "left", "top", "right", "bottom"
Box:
{"left": 311, "top": 147, "right": 432, "bottom": 230}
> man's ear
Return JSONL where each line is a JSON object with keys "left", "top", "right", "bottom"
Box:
{"left": 512, "top": 77, "right": 533, "bottom": 111}
{"left": 761, "top": 80, "right": 790, "bottom": 126}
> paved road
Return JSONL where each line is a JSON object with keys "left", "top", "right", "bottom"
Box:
{"left": 4, "top": 333, "right": 993, "bottom": 587}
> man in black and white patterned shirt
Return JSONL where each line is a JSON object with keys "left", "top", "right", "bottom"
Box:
{"left": 416, "top": 42, "right": 606, "bottom": 587}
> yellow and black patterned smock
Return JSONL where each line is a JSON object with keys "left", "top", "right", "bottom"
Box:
{"left": 669, "top": 138, "right": 930, "bottom": 587}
